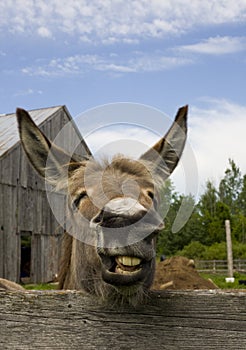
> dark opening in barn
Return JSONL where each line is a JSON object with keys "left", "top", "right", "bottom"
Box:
{"left": 20, "top": 232, "right": 32, "bottom": 283}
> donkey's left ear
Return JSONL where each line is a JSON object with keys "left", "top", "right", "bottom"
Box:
{"left": 140, "top": 105, "right": 188, "bottom": 179}
{"left": 16, "top": 108, "right": 83, "bottom": 182}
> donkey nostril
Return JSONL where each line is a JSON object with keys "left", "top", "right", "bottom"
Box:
{"left": 91, "top": 210, "right": 104, "bottom": 227}
{"left": 90, "top": 197, "right": 148, "bottom": 229}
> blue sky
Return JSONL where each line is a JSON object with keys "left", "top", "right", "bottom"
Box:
{"left": 1, "top": 0, "right": 246, "bottom": 197}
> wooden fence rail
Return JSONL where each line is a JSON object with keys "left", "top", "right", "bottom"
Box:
{"left": 0, "top": 290, "right": 245, "bottom": 349}
{"left": 196, "top": 259, "right": 246, "bottom": 273}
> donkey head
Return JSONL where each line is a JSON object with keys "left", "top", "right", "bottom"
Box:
{"left": 16, "top": 106, "right": 187, "bottom": 303}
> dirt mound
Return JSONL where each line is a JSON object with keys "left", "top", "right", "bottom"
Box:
{"left": 152, "top": 256, "right": 218, "bottom": 290}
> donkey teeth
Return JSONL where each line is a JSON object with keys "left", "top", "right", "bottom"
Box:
{"left": 117, "top": 256, "right": 142, "bottom": 267}
{"left": 115, "top": 266, "right": 141, "bottom": 275}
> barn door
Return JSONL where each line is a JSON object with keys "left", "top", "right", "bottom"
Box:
{"left": 20, "top": 231, "right": 32, "bottom": 284}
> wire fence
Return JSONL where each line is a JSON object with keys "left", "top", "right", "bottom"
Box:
{"left": 196, "top": 259, "right": 246, "bottom": 274}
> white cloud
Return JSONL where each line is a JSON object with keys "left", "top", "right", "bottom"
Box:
{"left": 188, "top": 99, "right": 246, "bottom": 193}
{"left": 14, "top": 88, "right": 43, "bottom": 96}
{"left": 21, "top": 51, "right": 193, "bottom": 76}
{"left": 1, "top": 1, "right": 246, "bottom": 43}
{"left": 128, "top": 54, "right": 193, "bottom": 72}
{"left": 85, "top": 125, "right": 158, "bottom": 159}
{"left": 22, "top": 54, "right": 99, "bottom": 76}
{"left": 37, "top": 26, "right": 52, "bottom": 38}
{"left": 180, "top": 36, "right": 246, "bottom": 55}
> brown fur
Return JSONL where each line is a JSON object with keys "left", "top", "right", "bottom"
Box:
{"left": 16, "top": 106, "right": 188, "bottom": 305}
{"left": 0, "top": 278, "right": 25, "bottom": 291}
{"left": 56, "top": 156, "right": 160, "bottom": 304}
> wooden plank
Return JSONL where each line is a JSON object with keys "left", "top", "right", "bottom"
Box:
{"left": 0, "top": 290, "right": 245, "bottom": 349}
{"left": 38, "top": 235, "right": 60, "bottom": 283}
{"left": 1, "top": 184, "right": 18, "bottom": 281}
{"left": 0, "top": 184, "right": 4, "bottom": 277}
{"left": 31, "top": 234, "right": 41, "bottom": 284}
{"left": 0, "top": 147, "right": 19, "bottom": 186}
{"left": 18, "top": 187, "right": 34, "bottom": 232}
{"left": 11, "top": 147, "right": 20, "bottom": 186}
{"left": 46, "top": 235, "right": 58, "bottom": 282}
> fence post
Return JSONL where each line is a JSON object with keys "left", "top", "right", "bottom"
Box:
{"left": 225, "top": 219, "right": 233, "bottom": 278}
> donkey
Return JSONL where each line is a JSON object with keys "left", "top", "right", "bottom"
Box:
{"left": 16, "top": 105, "right": 187, "bottom": 304}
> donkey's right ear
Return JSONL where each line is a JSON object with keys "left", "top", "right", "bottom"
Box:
{"left": 16, "top": 108, "right": 80, "bottom": 181}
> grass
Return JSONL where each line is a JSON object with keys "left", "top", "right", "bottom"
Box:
{"left": 200, "top": 272, "right": 246, "bottom": 289}
{"left": 22, "top": 274, "right": 246, "bottom": 291}
{"left": 23, "top": 283, "right": 58, "bottom": 290}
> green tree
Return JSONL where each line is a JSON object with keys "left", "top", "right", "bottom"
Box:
{"left": 198, "top": 181, "right": 218, "bottom": 245}
{"left": 197, "top": 180, "right": 231, "bottom": 245}
{"left": 232, "top": 242, "right": 246, "bottom": 259}
{"left": 208, "top": 201, "right": 230, "bottom": 243}
{"left": 219, "top": 159, "right": 242, "bottom": 214}
{"left": 237, "top": 174, "right": 246, "bottom": 216}
{"left": 199, "top": 180, "right": 218, "bottom": 219}
{"left": 176, "top": 241, "right": 206, "bottom": 259}
{"left": 219, "top": 161, "right": 246, "bottom": 243}
{"left": 158, "top": 159, "right": 246, "bottom": 258}
{"left": 231, "top": 213, "right": 246, "bottom": 243}
{"left": 202, "top": 242, "right": 227, "bottom": 260}
{"left": 157, "top": 184, "right": 201, "bottom": 256}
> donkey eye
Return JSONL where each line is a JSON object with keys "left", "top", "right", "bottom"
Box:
{"left": 147, "top": 191, "right": 154, "bottom": 200}
{"left": 72, "top": 191, "right": 87, "bottom": 210}
{"left": 147, "top": 190, "right": 158, "bottom": 208}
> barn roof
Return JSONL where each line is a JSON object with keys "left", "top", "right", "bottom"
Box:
{"left": 0, "top": 106, "right": 66, "bottom": 157}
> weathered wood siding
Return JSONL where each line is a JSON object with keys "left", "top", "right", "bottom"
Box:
{"left": 0, "top": 106, "right": 89, "bottom": 283}
{"left": 0, "top": 182, "right": 18, "bottom": 281}
{"left": 0, "top": 290, "right": 245, "bottom": 349}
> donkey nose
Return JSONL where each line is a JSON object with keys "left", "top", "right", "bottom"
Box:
{"left": 91, "top": 197, "right": 147, "bottom": 228}
{"left": 104, "top": 197, "right": 147, "bottom": 217}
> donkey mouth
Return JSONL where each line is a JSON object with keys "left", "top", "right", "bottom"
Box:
{"left": 114, "top": 256, "right": 142, "bottom": 274}
{"left": 99, "top": 254, "right": 151, "bottom": 286}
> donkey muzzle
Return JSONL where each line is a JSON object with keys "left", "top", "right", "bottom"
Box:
{"left": 90, "top": 197, "right": 164, "bottom": 248}
{"left": 91, "top": 197, "right": 147, "bottom": 227}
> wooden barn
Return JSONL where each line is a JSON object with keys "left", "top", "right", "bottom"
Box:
{"left": 0, "top": 106, "right": 90, "bottom": 284}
